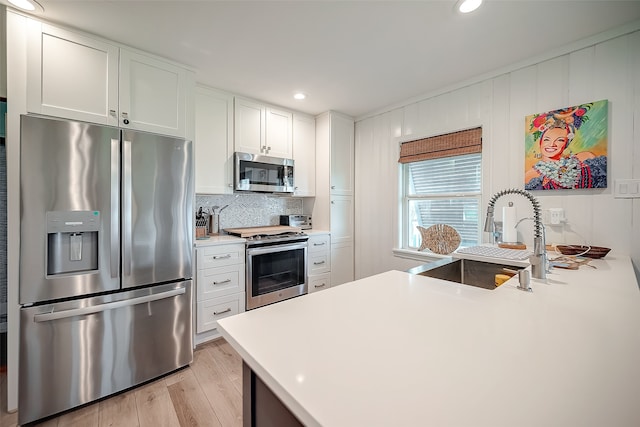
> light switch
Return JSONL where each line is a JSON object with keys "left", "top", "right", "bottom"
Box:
{"left": 614, "top": 179, "right": 640, "bottom": 199}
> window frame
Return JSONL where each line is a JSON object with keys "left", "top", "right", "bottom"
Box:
{"left": 399, "top": 148, "right": 482, "bottom": 252}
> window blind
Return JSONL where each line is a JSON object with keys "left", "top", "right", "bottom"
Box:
{"left": 399, "top": 127, "right": 482, "bottom": 164}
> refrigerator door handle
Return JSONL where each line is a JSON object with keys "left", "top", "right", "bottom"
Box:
{"left": 32, "top": 287, "right": 186, "bottom": 322}
{"left": 123, "top": 138, "right": 132, "bottom": 277}
{"left": 110, "top": 138, "right": 120, "bottom": 278}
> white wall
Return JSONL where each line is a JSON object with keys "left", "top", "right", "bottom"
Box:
{"left": 355, "top": 28, "right": 640, "bottom": 281}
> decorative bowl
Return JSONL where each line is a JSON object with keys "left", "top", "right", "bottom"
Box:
{"left": 555, "top": 245, "right": 611, "bottom": 259}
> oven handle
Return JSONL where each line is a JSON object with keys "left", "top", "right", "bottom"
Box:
{"left": 246, "top": 242, "right": 308, "bottom": 256}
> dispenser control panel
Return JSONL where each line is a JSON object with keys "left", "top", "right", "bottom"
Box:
{"left": 46, "top": 210, "right": 100, "bottom": 233}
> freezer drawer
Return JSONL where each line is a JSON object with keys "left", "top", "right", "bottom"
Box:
{"left": 18, "top": 281, "right": 193, "bottom": 425}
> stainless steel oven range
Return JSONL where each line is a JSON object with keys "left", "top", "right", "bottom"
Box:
{"left": 226, "top": 227, "right": 308, "bottom": 310}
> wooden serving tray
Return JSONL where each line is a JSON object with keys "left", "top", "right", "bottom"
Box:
{"left": 223, "top": 225, "right": 302, "bottom": 237}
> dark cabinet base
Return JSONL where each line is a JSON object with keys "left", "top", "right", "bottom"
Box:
{"left": 243, "top": 362, "right": 304, "bottom": 427}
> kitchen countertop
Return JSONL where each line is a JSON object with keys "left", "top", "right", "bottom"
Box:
{"left": 218, "top": 252, "right": 640, "bottom": 427}
{"left": 193, "top": 234, "right": 245, "bottom": 247}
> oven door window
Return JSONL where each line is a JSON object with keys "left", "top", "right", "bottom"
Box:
{"left": 250, "top": 247, "right": 306, "bottom": 296}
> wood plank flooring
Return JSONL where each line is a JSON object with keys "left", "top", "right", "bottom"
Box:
{"left": 0, "top": 338, "right": 242, "bottom": 427}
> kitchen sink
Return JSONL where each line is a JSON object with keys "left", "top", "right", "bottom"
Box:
{"left": 406, "top": 258, "right": 525, "bottom": 290}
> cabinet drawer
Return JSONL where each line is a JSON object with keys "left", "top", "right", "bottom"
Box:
{"left": 308, "top": 234, "right": 330, "bottom": 254}
{"left": 196, "top": 293, "right": 244, "bottom": 333}
{"left": 309, "top": 252, "right": 330, "bottom": 275}
{"left": 197, "top": 244, "right": 244, "bottom": 269}
{"left": 308, "top": 274, "right": 331, "bottom": 294}
{"left": 197, "top": 264, "right": 245, "bottom": 301}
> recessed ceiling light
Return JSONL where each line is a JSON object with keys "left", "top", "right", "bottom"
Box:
{"left": 8, "top": 0, "right": 44, "bottom": 12}
{"left": 293, "top": 92, "right": 307, "bottom": 100}
{"left": 456, "top": 0, "right": 483, "bottom": 14}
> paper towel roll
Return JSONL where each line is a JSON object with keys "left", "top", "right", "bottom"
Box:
{"left": 502, "top": 205, "right": 518, "bottom": 243}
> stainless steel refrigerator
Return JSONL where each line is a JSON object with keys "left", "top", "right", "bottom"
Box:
{"left": 18, "top": 115, "right": 194, "bottom": 425}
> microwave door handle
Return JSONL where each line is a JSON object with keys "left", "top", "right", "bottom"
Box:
{"left": 32, "top": 287, "right": 186, "bottom": 322}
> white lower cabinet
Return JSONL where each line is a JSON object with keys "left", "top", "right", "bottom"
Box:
{"left": 331, "top": 241, "right": 354, "bottom": 287}
{"left": 197, "top": 293, "right": 244, "bottom": 334}
{"left": 307, "top": 233, "right": 331, "bottom": 293}
{"left": 195, "top": 242, "right": 245, "bottom": 345}
{"left": 308, "top": 273, "right": 331, "bottom": 294}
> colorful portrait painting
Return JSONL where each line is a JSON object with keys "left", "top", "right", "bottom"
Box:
{"left": 524, "top": 100, "right": 608, "bottom": 190}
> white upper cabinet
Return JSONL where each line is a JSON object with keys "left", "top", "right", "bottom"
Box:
{"left": 195, "top": 86, "right": 234, "bottom": 194}
{"left": 234, "top": 97, "right": 265, "bottom": 155}
{"left": 234, "top": 97, "right": 293, "bottom": 158}
{"left": 265, "top": 107, "right": 293, "bottom": 158}
{"left": 26, "top": 19, "right": 192, "bottom": 138}
{"left": 330, "top": 113, "right": 355, "bottom": 196}
{"left": 292, "top": 113, "right": 315, "bottom": 197}
{"left": 119, "top": 49, "right": 188, "bottom": 137}
{"left": 27, "top": 22, "right": 119, "bottom": 126}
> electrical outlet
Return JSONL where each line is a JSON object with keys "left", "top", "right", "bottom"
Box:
{"left": 549, "top": 208, "right": 564, "bottom": 225}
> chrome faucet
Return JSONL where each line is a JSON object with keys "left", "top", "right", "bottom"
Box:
{"left": 483, "top": 188, "right": 547, "bottom": 280}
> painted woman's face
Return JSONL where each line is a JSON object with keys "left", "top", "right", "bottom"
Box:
{"left": 540, "top": 127, "right": 568, "bottom": 160}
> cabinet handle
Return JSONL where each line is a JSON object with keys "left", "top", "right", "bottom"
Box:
{"left": 121, "top": 112, "right": 130, "bottom": 125}
{"left": 228, "top": 183, "right": 233, "bottom": 187}
{"left": 314, "top": 283, "right": 326, "bottom": 288}
{"left": 313, "top": 261, "right": 326, "bottom": 265}
{"left": 213, "top": 308, "right": 232, "bottom": 316}
{"left": 212, "top": 254, "right": 232, "bottom": 260}
{"left": 267, "top": 146, "right": 271, "bottom": 151}
{"left": 313, "top": 242, "right": 326, "bottom": 246}
{"left": 331, "top": 201, "right": 335, "bottom": 204}
{"left": 213, "top": 279, "right": 232, "bottom": 285}
{"left": 109, "top": 109, "right": 117, "bottom": 117}
{"left": 331, "top": 185, "right": 336, "bottom": 189}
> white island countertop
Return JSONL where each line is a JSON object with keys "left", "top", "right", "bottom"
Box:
{"left": 218, "top": 253, "right": 640, "bottom": 427}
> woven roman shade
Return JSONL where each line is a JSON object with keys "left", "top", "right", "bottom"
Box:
{"left": 398, "top": 127, "right": 482, "bottom": 163}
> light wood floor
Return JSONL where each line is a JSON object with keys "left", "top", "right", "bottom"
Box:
{"left": 1, "top": 338, "right": 242, "bottom": 427}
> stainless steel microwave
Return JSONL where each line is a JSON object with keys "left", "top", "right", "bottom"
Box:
{"left": 234, "top": 152, "right": 295, "bottom": 193}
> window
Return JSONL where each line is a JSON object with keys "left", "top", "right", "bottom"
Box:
{"left": 399, "top": 128, "right": 482, "bottom": 251}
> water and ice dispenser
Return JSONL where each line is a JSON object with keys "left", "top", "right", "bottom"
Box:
{"left": 46, "top": 211, "right": 100, "bottom": 276}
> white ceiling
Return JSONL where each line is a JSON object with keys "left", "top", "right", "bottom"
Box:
{"left": 15, "top": 0, "right": 640, "bottom": 118}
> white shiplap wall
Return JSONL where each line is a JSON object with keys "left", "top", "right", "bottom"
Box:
{"left": 355, "top": 29, "right": 640, "bottom": 280}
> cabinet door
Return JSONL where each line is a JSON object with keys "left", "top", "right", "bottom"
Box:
{"left": 309, "top": 252, "right": 331, "bottom": 275}
{"left": 197, "top": 244, "right": 245, "bottom": 269}
{"left": 27, "top": 21, "right": 119, "bottom": 125}
{"left": 119, "top": 49, "right": 188, "bottom": 137}
{"left": 330, "top": 195, "right": 353, "bottom": 244}
{"left": 234, "top": 97, "right": 265, "bottom": 155}
{"left": 331, "top": 242, "right": 354, "bottom": 286}
{"left": 265, "top": 107, "right": 292, "bottom": 158}
{"left": 292, "top": 114, "right": 316, "bottom": 196}
{"left": 196, "top": 293, "right": 244, "bottom": 333}
{"left": 197, "top": 264, "right": 244, "bottom": 301}
{"left": 308, "top": 273, "right": 331, "bottom": 294}
{"left": 330, "top": 114, "right": 355, "bottom": 195}
{"left": 195, "top": 86, "right": 234, "bottom": 194}
{"left": 308, "top": 233, "right": 330, "bottom": 254}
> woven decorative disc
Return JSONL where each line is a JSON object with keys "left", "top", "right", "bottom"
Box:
{"left": 417, "top": 224, "right": 461, "bottom": 254}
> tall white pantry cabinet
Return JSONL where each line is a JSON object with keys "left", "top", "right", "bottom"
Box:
{"left": 314, "top": 111, "right": 355, "bottom": 286}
